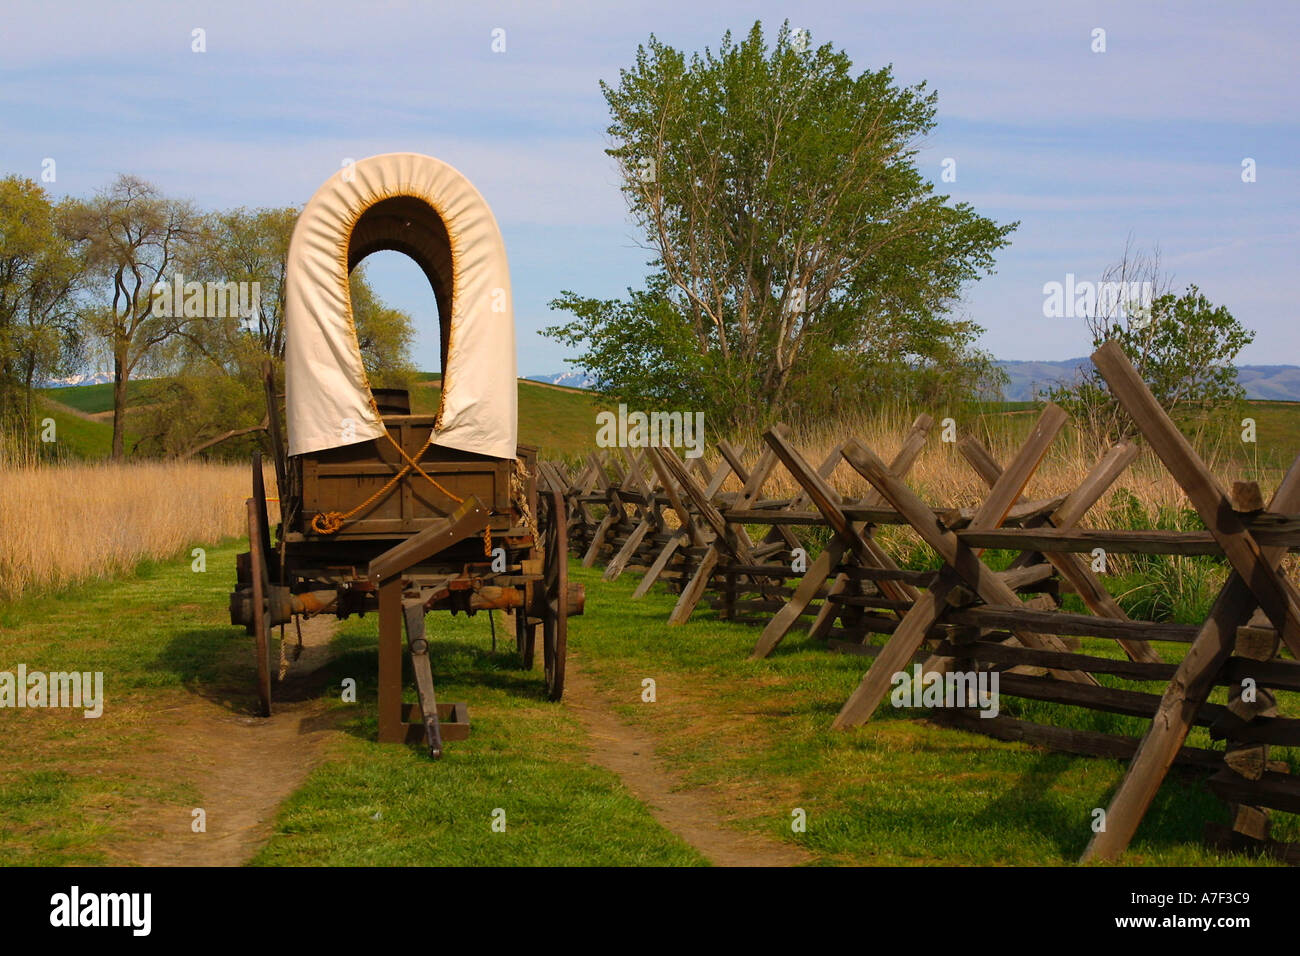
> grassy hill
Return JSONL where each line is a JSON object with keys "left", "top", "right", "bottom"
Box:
{"left": 37, "top": 380, "right": 149, "bottom": 415}
{"left": 30, "top": 396, "right": 123, "bottom": 459}
{"left": 37, "top": 375, "right": 608, "bottom": 461}
{"left": 408, "top": 375, "right": 607, "bottom": 459}
{"left": 33, "top": 376, "right": 1300, "bottom": 472}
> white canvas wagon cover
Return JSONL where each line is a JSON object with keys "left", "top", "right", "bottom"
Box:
{"left": 284, "top": 152, "right": 517, "bottom": 459}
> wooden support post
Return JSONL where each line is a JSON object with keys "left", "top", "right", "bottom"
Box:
{"left": 628, "top": 464, "right": 695, "bottom": 597}
{"left": 664, "top": 439, "right": 786, "bottom": 624}
{"left": 832, "top": 404, "right": 1096, "bottom": 730}
{"left": 1093, "top": 340, "right": 1300, "bottom": 656}
{"left": 648, "top": 444, "right": 702, "bottom": 546}
{"left": 604, "top": 517, "right": 653, "bottom": 581}
{"left": 618, "top": 448, "right": 651, "bottom": 498}
{"left": 1081, "top": 449, "right": 1300, "bottom": 863}
{"left": 806, "top": 417, "right": 933, "bottom": 642}
{"left": 633, "top": 530, "right": 688, "bottom": 599}
{"left": 716, "top": 445, "right": 830, "bottom": 553}
{"left": 377, "top": 577, "right": 404, "bottom": 744}
{"left": 945, "top": 436, "right": 1158, "bottom": 665}
{"left": 624, "top": 443, "right": 732, "bottom": 599}
{"left": 752, "top": 415, "right": 931, "bottom": 659}
{"left": 764, "top": 427, "right": 921, "bottom": 608}
{"left": 403, "top": 599, "right": 444, "bottom": 759}
{"left": 368, "top": 501, "right": 485, "bottom": 751}
{"left": 703, "top": 452, "right": 739, "bottom": 499}
{"left": 670, "top": 547, "right": 722, "bottom": 624}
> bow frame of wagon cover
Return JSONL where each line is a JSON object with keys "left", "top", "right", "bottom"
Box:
{"left": 228, "top": 153, "right": 583, "bottom": 757}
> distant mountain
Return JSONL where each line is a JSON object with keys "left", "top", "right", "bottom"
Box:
{"left": 994, "top": 358, "right": 1300, "bottom": 402}
{"left": 1233, "top": 365, "right": 1300, "bottom": 401}
{"left": 527, "top": 370, "right": 597, "bottom": 390}
{"left": 994, "top": 358, "right": 1091, "bottom": 401}
{"left": 41, "top": 372, "right": 113, "bottom": 388}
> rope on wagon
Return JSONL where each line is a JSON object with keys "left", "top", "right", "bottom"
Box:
{"left": 310, "top": 416, "right": 494, "bottom": 556}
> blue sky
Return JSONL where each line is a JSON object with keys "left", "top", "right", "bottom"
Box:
{"left": 2, "top": 0, "right": 1296, "bottom": 376}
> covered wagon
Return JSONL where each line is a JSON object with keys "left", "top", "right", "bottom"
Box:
{"left": 229, "top": 152, "right": 582, "bottom": 756}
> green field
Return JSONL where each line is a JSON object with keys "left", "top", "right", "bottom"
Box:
{"left": 0, "top": 542, "right": 700, "bottom": 866}
{"left": 34, "top": 373, "right": 1300, "bottom": 470}
{"left": 29, "top": 399, "right": 120, "bottom": 459}
{"left": 37, "top": 380, "right": 149, "bottom": 415}
{"left": 1, "top": 535, "right": 1293, "bottom": 866}
{"left": 35, "top": 375, "right": 607, "bottom": 461}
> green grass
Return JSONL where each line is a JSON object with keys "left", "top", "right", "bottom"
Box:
{"left": 0, "top": 541, "right": 248, "bottom": 864}
{"left": 1232, "top": 400, "right": 1300, "bottom": 471}
{"left": 29, "top": 396, "right": 135, "bottom": 459}
{"left": 252, "top": 610, "right": 702, "bottom": 866}
{"left": 563, "top": 564, "right": 1294, "bottom": 866}
{"left": 0, "top": 540, "right": 702, "bottom": 867}
{"left": 2, "top": 520, "right": 1295, "bottom": 866}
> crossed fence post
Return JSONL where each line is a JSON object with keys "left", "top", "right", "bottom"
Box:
{"left": 751, "top": 414, "right": 933, "bottom": 659}
{"left": 830, "top": 403, "right": 1116, "bottom": 730}
{"left": 602, "top": 449, "right": 662, "bottom": 582}
{"left": 1082, "top": 341, "right": 1300, "bottom": 862}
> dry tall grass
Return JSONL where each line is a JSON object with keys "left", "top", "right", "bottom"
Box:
{"left": 725, "top": 407, "right": 1282, "bottom": 513}
{"left": 713, "top": 407, "right": 1298, "bottom": 587}
{"left": 0, "top": 460, "right": 266, "bottom": 602}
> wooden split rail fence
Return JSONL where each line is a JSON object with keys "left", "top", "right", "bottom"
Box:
{"left": 537, "top": 341, "right": 1300, "bottom": 864}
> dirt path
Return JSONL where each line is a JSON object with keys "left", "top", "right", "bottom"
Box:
{"left": 107, "top": 618, "right": 802, "bottom": 866}
{"left": 111, "top": 616, "right": 340, "bottom": 867}
{"left": 564, "top": 660, "right": 810, "bottom": 867}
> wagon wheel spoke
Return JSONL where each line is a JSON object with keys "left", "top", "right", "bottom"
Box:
{"left": 542, "top": 490, "right": 568, "bottom": 701}
{"left": 247, "top": 497, "right": 274, "bottom": 718}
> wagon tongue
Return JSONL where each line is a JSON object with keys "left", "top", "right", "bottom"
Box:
{"left": 368, "top": 497, "right": 491, "bottom": 585}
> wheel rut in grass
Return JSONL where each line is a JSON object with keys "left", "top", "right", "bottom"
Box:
{"left": 111, "top": 615, "right": 339, "bottom": 867}
{"left": 564, "top": 659, "right": 809, "bottom": 867}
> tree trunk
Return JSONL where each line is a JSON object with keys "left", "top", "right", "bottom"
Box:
{"left": 0, "top": 346, "right": 14, "bottom": 425}
{"left": 111, "top": 348, "right": 128, "bottom": 460}
{"left": 22, "top": 359, "right": 35, "bottom": 440}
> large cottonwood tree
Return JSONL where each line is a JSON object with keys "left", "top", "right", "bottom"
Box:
{"left": 548, "top": 21, "right": 1016, "bottom": 427}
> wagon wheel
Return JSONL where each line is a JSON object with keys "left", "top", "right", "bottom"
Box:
{"left": 251, "top": 450, "right": 275, "bottom": 583}
{"left": 247, "top": 452, "right": 275, "bottom": 717}
{"left": 246, "top": 497, "right": 274, "bottom": 718}
{"left": 540, "top": 489, "right": 568, "bottom": 701}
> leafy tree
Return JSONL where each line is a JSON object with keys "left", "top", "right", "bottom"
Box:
{"left": 132, "top": 214, "right": 416, "bottom": 459}
{"left": 194, "top": 206, "right": 296, "bottom": 359}
{"left": 60, "top": 175, "right": 201, "bottom": 459}
{"left": 1050, "top": 244, "right": 1253, "bottom": 440}
{"left": 131, "top": 205, "right": 296, "bottom": 459}
{"left": 548, "top": 276, "right": 710, "bottom": 412}
{"left": 0, "top": 176, "right": 81, "bottom": 440}
{"left": 546, "top": 21, "right": 1016, "bottom": 428}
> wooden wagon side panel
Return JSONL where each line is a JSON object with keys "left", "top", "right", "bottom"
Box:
{"left": 298, "top": 415, "right": 513, "bottom": 536}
